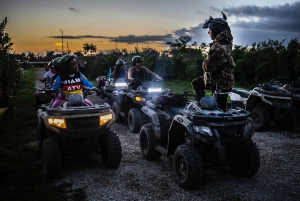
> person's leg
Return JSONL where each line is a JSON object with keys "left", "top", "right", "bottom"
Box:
{"left": 84, "top": 99, "right": 94, "bottom": 106}
{"left": 50, "top": 94, "right": 66, "bottom": 108}
{"left": 216, "top": 93, "right": 228, "bottom": 112}
{"left": 191, "top": 76, "right": 206, "bottom": 101}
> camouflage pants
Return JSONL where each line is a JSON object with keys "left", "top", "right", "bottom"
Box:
{"left": 191, "top": 76, "right": 229, "bottom": 111}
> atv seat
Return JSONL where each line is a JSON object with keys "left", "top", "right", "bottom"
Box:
{"left": 231, "top": 88, "right": 251, "bottom": 98}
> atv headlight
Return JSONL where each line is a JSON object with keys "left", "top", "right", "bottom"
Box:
{"left": 135, "top": 96, "right": 146, "bottom": 102}
{"left": 115, "top": 83, "right": 127, "bottom": 87}
{"left": 244, "top": 121, "right": 253, "bottom": 134}
{"left": 193, "top": 126, "right": 213, "bottom": 137}
{"left": 100, "top": 114, "right": 113, "bottom": 126}
{"left": 148, "top": 88, "right": 162, "bottom": 92}
{"left": 48, "top": 118, "right": 66, "bottom": 129}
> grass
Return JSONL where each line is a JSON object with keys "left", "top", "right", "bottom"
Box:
{"left": 0, "top": 69, "right": 76, "bottom": 201}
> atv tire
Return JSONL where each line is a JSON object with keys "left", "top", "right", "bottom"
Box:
{"left": 230, "top": 140, "right": 260, "bottom": 178}
{"left": 275, "top": 108, "right": 296, "bottom": 131}
{"left": 128, "top": 108, "right": 143, "bottom": 133}
{"left": 140, "top": 123, "right": 162, "bottom": 159}
{"left": 112, "top": 101, "right": 124, "bottom": 123}
{"left": 251, "top": 107, "right": 270, "bottom": 131}
{"left": 42, "top": 137, "right": 61, "bottom": 179}
{"left": 173, "top": 144, "right": 203, "bottom": 189}
{"left": 98, "top": 129, "right": 122, "bottom": 168}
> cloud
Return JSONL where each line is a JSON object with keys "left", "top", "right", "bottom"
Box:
{"left": 49, "top": 2, "right": 300, "bottom": 48}
{"left": 172, "top": 1, "right": 300, "bottom": 46}
{"left": 69, "top": 7, "right": 79, "bottom": 12}
{"left": 48, "top": 34, "right": 175, "bottom": 46}
{"left": 214, "top": 2, "right": 300, "bottom": 32}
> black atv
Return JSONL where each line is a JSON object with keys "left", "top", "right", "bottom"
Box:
{"left": 140, "top": 92, "right": 260, "bottom": 189}
{"left": 270, "top": 79, "right": 300, "bottom": 121}
{"left": 37, "top": 89, "right": 122, "bottom": 179}
{"left": 112, "top": 78, "right": 169, "bottom": 133}
{"left": 35, "top": 84, "right": 53, "bottom": 110}
{"left": 100, "top": 77, "right": 128, "bottom": 106}
{"left": 228, "top": 82, "right": 295, "bottom": 131}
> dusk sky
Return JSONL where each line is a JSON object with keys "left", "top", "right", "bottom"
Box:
{"left": 1, "top": 0, "right": 299, "bottom": 55}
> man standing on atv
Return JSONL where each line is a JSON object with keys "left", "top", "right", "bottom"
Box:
{"left": 127, "top": 55, "right": 162, "bottom": 91}
{"left": 109, "top": 59, "right": 127, "bottom": 84}
{"left": 50, "top": 54, "right": 99, "bottom": 107}
{"left": 191, "top": 12, "right": 235, "bottom": 111}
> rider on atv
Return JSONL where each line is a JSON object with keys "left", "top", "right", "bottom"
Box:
{"left": 50, "top": 54, "right": 100, "bottom": 107}
{"left": 127, "top": 56, "right": 163, "bottom": 91}
{"left": 109, "top": 59, "right": 127, "bottom": 84}
{"left": 40, "top": 60, "right": 56, "bottom": 88}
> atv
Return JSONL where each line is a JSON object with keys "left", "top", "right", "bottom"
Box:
{"left": 35, "top": 82, "right": 53, "bottom": 110}
{"left": 268, "top": 79, "right": 300, "bottom": 121}
{"left": 100, "top": 77, "right": 128, "bottom": 106}
{"left": 228, "top": 82, "right": 295, "bottom": 131}
{"left": 112, "top": 78, "right": 169, "bottom": 133}
{"left": 37, "top": 89, "right": 122, "bottom": 179}
{"left": 139, "top": 91, "right": 260, "bottom": 189}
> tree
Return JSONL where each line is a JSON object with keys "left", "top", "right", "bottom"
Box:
{"left": 0, "top": 17, "right": 13, "bottom": 52}
{"left": 0, "top": 17, "right": 20, "bottom": 110}
{"left": 166, "top": 35, "right": 193, "bottom": 54}
{"left": 83, "top": 43, "right": 97, "bottom": 55}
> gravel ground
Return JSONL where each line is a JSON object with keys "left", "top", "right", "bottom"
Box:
{"left": 35, "top": 68, "right": 300, "bottom": 201}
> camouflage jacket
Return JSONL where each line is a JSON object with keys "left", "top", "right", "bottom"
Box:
{"left": 202, "top": 27, "right": 235, "bottom": 90}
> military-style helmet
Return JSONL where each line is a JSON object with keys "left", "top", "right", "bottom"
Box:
{"left": 132, "top": 56, "right": 143, "bottom": 66}
{"left": 116, "top": 60, "right": 125, "bottom": 67}
{"left": 52, "top": 57, "right": 62, "bottom": 72}
{"left": 203, "top": 12, "right": 228, "bottom": 30}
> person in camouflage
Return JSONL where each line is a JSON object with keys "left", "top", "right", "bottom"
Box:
{"left": 191, "top": 12, "right": 235, "bottom": 111}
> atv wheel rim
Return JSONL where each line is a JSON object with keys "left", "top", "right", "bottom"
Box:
{"left": 252, "top": 113, "right": 262, "bottom": 127}
{"left": 177, "top": 156, "right": 187, "bottom": 180}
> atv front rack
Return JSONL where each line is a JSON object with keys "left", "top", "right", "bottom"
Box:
{"left": 44, "top": 103, "right": 111, "bottom": 116}
{"left": 181, "top": 107, "right": 250, "bottom": 122}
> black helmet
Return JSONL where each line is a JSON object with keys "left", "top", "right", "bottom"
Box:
{"left": 203, "top": 12, "right": 228, "bottom": 30}
{"left": 59, "top": 54, "right": 75, "bottom": 74}
{"left": 52, "top": 57, "right": 62, "bottom": 72}
{"left": 132, "top": 56, "right": 143, "bottom": 67}
{"left": 116, "top": 60, "right": 125, "bottom": 67}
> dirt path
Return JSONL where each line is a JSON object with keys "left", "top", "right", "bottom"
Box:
{"left": 35, "top": 68, "right": 300, "bottom": 201}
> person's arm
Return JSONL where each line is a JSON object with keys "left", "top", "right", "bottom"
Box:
{"left": 142, "top": 67, "right": 163, "bottom": 80}
{"left": 202, "top": 44, "right": 224, "bottom": 72}
{"left": 108, "top": 66, "right": 116, "bottom": 77}
{"left": 127, "top": 67, "right": 135, "bottom": 81}
{"left": 40, "top": 72, "right": 48, "bottom": 82}
{"left": 80, "top": 73, "right": 94, "bottom": 88}
{"left": 50, "top": 75, "right": 61, "bottom": 90}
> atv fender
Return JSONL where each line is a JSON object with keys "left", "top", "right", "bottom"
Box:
{"left": 167, "top": 115, "right": 206, "bottom": 156}
{"left": 246, "top": 94, "right": 260, "bottom": 111}
{"left": 141, "top": 106, "right": 172, "bottom": 142}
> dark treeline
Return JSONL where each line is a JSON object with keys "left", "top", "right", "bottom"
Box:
{"left": 14, "top": 36, "right": 300, "bottom": 89}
